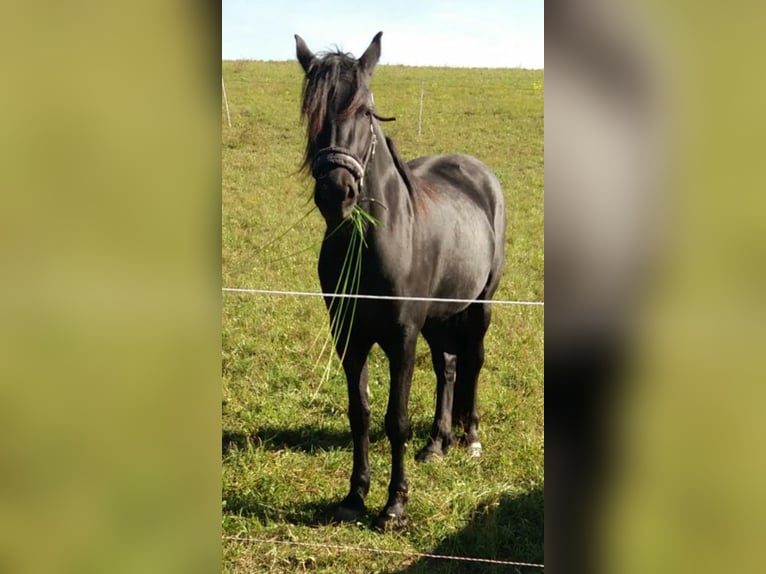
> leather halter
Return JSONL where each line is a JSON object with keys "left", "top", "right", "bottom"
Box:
{"left": 311, "top": 114, "right": 377, "bottom": 191}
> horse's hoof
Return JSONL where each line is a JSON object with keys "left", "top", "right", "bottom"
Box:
{"left": 467, "top": 441, "right": 482, "bottom": 458}
{"left": 333, "top": 499, "right": 366, "bottom": 523}
{"left": 333, "top": 505, "right": 364, "bottom": 523}
{"left": 374, "top": 511, "right": 407, "bottom": 531}
{"left": 415, "top": 446, "right": 444, "bottom": 463}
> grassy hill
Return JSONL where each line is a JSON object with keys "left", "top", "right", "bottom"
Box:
{"left": 222, "top": 60, "right": 544, "bottom": 573}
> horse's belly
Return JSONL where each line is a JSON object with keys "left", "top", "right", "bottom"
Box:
{"left": 426, "top": 238, "right": 494, "bottom": 311}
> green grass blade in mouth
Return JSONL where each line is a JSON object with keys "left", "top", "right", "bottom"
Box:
{"left": 254, "top": 206, "right": 359, "bottom": 265}
{"left": 264, "top": 214, "right": 349, "bottom": 265}
{"left": 312, "top": 205, "right": 379, "bottom": 397}
{"left": 337, "top": 221, "right": 365, "bottom": 363}
{"left": 331, "top": 206, "right": 378, "bottom": 365}
{"left": 313, "top": 217, "right": 362, "bottom": 392}
{"left": 255, "top": 205, "right": 316, "bottom": 253}
{"left": 314, "top": 224, "right": 356, "bottom": 369}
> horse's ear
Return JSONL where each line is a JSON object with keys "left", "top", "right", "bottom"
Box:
{"left": 295, "top": 34, "right": 315, "bottom": 74}
{"left": 358, "top": 31, "right": 382, "bottom": 76}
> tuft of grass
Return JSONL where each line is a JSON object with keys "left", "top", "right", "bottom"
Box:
{"left": 222, "top": 60, "right": 543, "bottom": 574}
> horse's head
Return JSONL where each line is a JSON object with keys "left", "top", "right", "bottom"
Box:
{"left": 295, "top": 32, "right": 382, "bottom": 223}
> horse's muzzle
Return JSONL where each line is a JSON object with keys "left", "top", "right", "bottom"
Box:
{"left": 315, "top": 167, "right": 359, "bottom": 220}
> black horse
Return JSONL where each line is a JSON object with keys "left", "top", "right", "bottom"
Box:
{"left": 295, "top": 31, "right": 506, "bottom": 529}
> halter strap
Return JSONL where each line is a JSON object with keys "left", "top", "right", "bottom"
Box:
{"left": 311, "top": 147, "right": 365, "bottom": 181}
{"left": 311, "top": 115, "right": 378, "bottom": 191}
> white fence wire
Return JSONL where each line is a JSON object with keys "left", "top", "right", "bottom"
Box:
{"left": 222, "top": 287, "right": 544, "bottom": 307}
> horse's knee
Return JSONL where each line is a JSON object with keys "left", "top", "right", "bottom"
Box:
{"left": 384, "top": 412, "right": 411, "bottom": 443}
{"left": 348, "top": 403, "right": 370, "bottom": 428}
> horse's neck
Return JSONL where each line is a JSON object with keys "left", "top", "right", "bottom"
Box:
{"left": 358, "top": 127, "right": 417, "bottom": 275}
{"left": 364, "top": 127, "right": 414, "bottom": 227}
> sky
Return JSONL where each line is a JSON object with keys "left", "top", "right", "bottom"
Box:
{"left": 222, "top": 0, "right": 544, "bottom": 69}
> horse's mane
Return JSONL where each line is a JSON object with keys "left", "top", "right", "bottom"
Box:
{"left": 299, "top": 50, "right": 368, "bottom": 173}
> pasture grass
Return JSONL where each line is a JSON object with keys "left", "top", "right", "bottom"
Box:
{"left": 222, "top": 60, "right": 544, "bottom": 573}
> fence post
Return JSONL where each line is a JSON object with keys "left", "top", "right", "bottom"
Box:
{"left": 222, "top": 76, "right": 232, "bottom": 129}
{"left": 418, "top": 81, "right": 424, "bottom": 137}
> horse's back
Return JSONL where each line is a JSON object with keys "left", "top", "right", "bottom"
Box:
{"left": 408, "top": 153, "right": 504, "bottom": 221}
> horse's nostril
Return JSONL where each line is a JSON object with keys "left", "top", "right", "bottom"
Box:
{"left": 346, "top": 186, "right": 356, "bottom": 200}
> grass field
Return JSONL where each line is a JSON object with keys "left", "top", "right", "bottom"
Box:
{"left": 222, "top": 60, "right": 544, "bottom": 573}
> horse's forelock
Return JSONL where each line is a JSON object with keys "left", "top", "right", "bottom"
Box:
{"left": 300, "top": 51, "right": 369, "bottom": 173}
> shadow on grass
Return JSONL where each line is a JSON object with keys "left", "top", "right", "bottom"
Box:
{"left": 222, "top": 489, "right": 347, "bottom": 526}
{"left": 390, "top": 489, "right": 544, "bottom": 574}
{"left": 222, "top": 426, "right": 387, "bottom": 455}
{"left": 223, "top": 487, "right": 543, "bottom": 571}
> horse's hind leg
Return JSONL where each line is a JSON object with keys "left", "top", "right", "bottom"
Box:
{"left": 453, "top": 302, "right": 491, "bottom": 457}
{"left": 415, "top": 340, "right": 456, "bottom": 462}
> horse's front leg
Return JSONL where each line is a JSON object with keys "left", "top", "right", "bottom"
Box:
{"left": 334, "top": 340, "right": 373, "bottom": 523}
{"left": 376, "top": 327, "right": 418, "bottom": 530}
